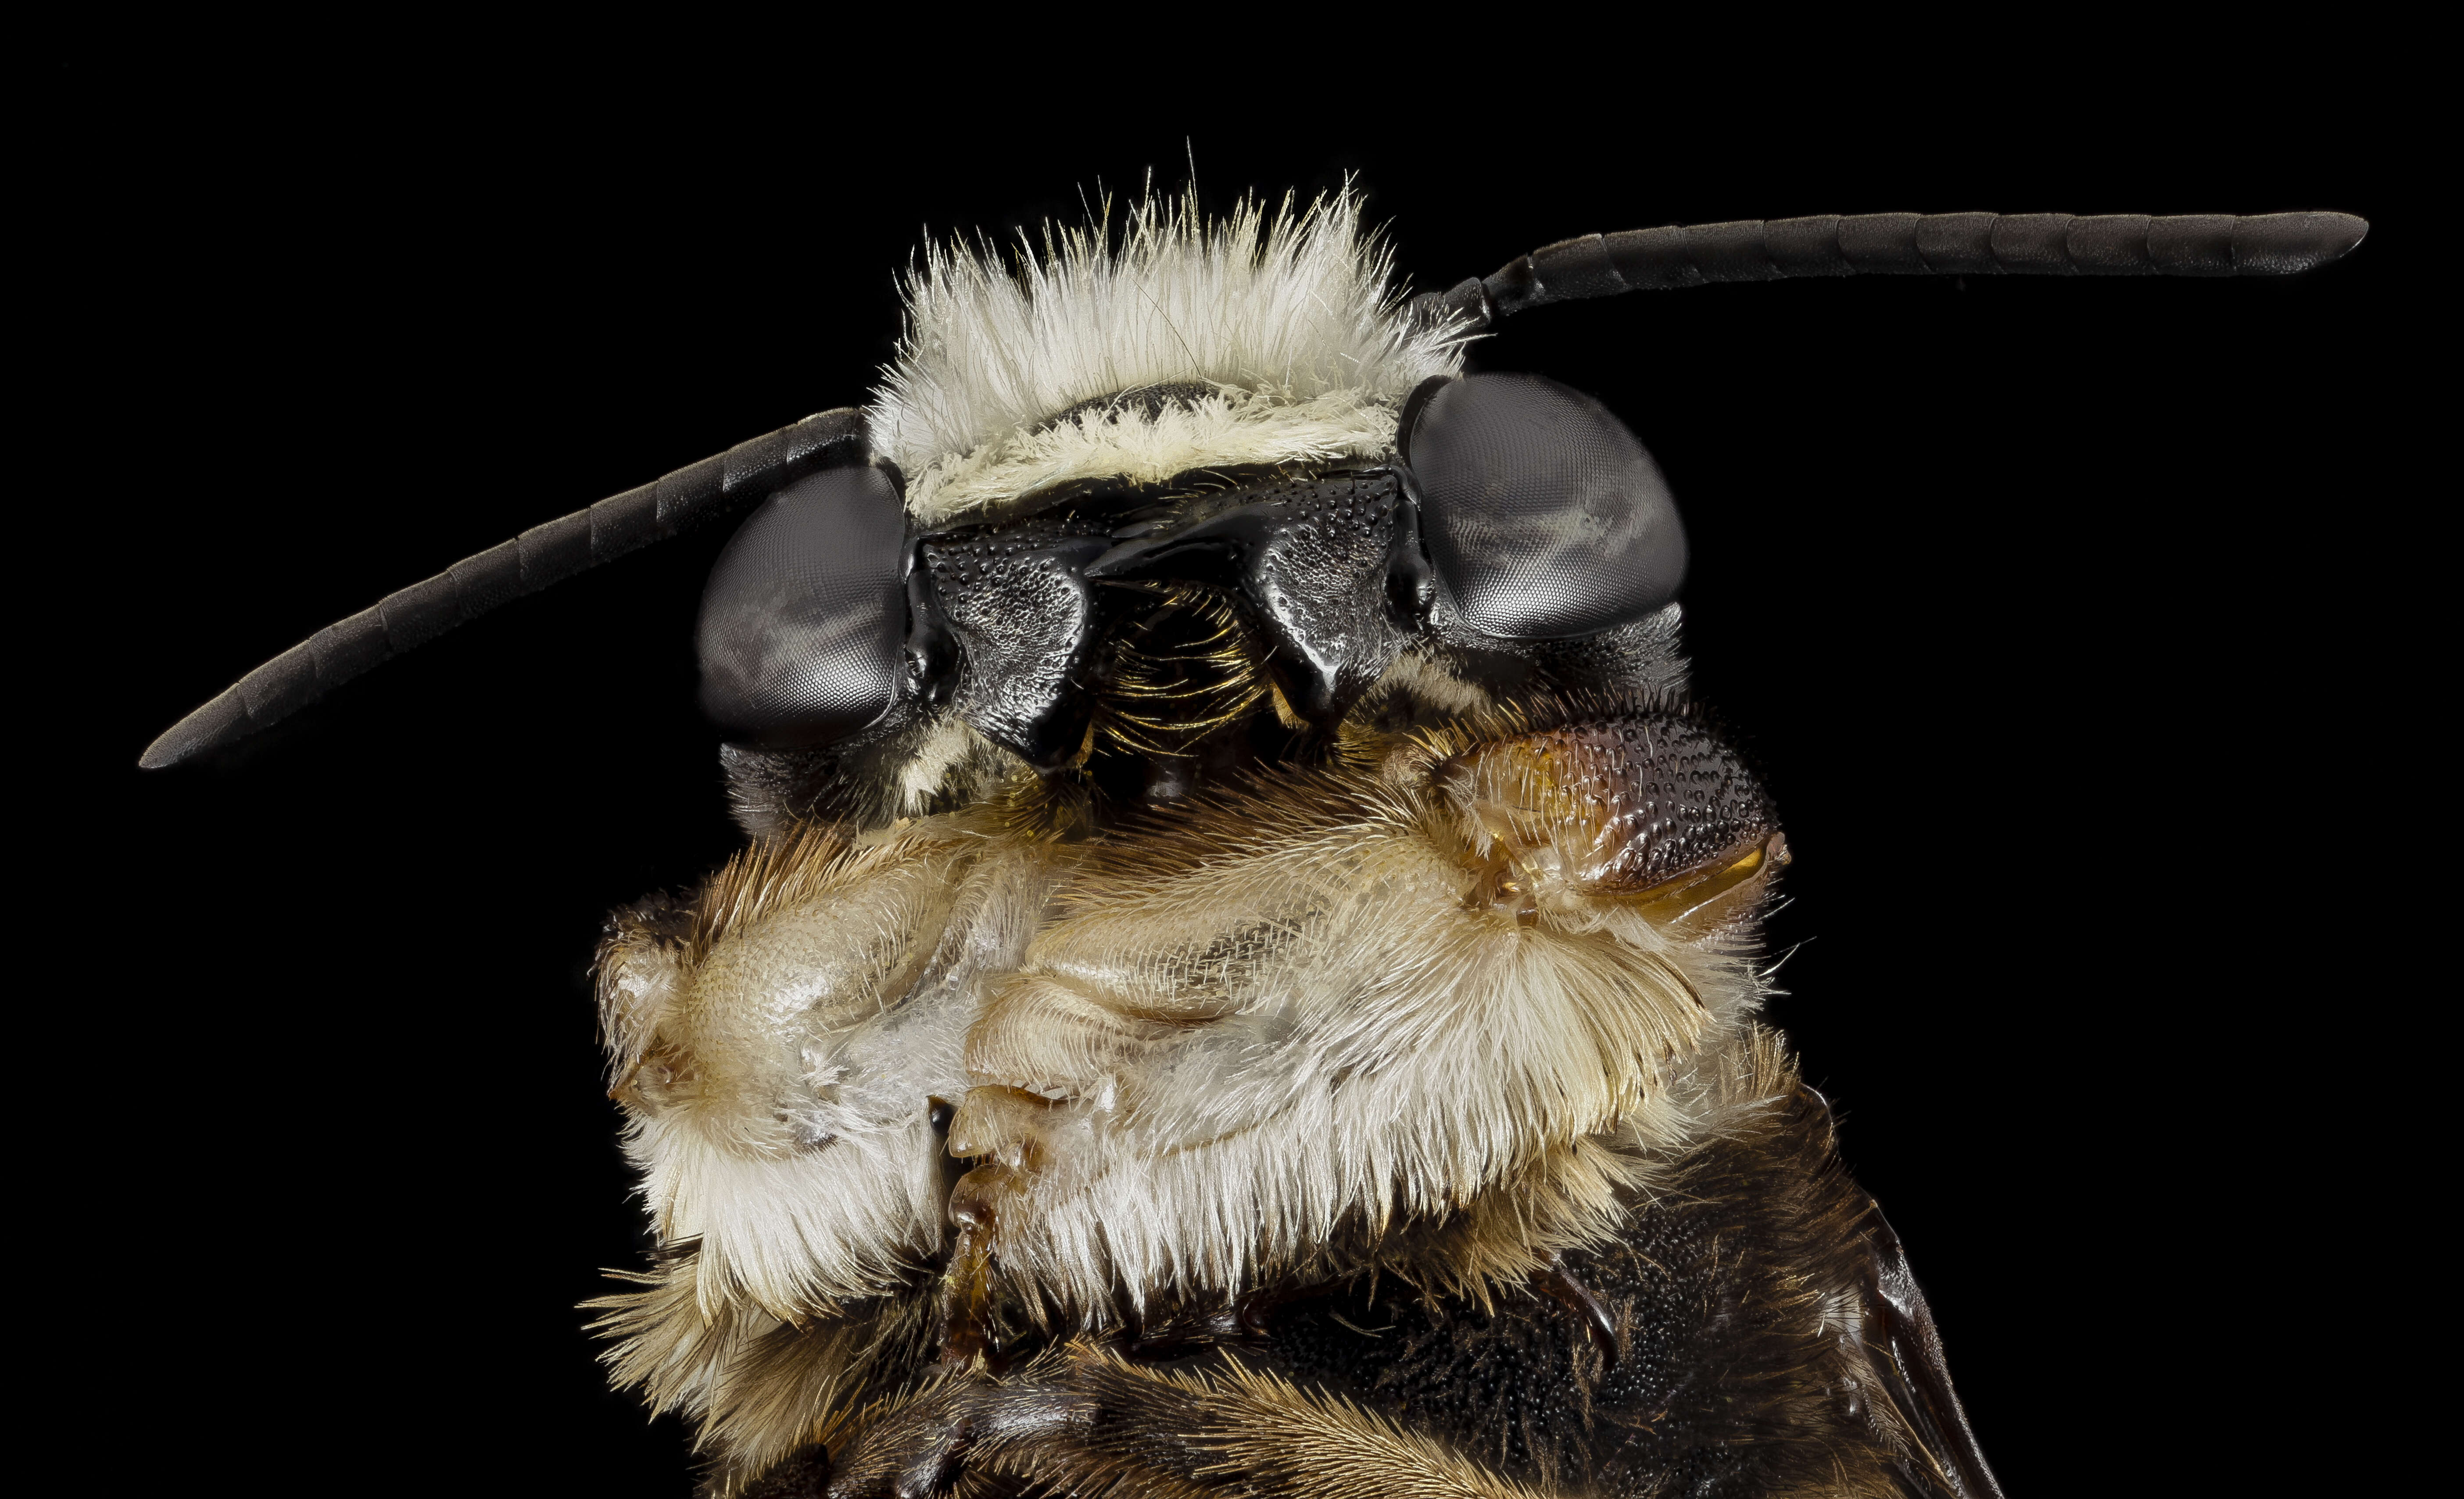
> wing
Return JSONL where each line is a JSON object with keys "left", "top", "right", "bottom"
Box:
{"left": 1846, "top": 1201, "right": 2008, "bottom": 1499}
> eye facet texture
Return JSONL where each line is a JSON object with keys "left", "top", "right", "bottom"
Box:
{"left": 1405, "top": 373, "right": 1688, "bottom": 640}
{"left": 697, "top": 464, "right": 908, "bottom": 745}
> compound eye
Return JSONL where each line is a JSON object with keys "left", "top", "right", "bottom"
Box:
{"left": 1403, "top": 373, "right": 1688, "bottom": 640}
{"left": 697, "top": 464, "right": 908, "bottom": 746}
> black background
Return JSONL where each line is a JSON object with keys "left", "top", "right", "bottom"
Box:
{"left": 40, "top": 27, "right": 2414, "bottom": 1498}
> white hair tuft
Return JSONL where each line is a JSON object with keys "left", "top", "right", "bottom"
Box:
{"left": 870, "top": 186, "right": 1467, "bottom": 527}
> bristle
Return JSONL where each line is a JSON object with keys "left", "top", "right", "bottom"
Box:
{"left": 1085, "top": 581, "right": 1271, "bottom": 760}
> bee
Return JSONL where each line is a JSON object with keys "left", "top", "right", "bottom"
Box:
{"left": 144, "top": 190, "right": 2363, "bottom": 1497}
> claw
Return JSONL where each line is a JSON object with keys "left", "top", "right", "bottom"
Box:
{"left": 1534, "top": 1253, "right": 1621, "bottom": 1373}
{"left": 934, "top": 1164, "right": 1021, "bottom": 1372}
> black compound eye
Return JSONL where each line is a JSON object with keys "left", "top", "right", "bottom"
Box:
{"left": 1402, "top": 373, "right": 1687, "bottom": 640}
{"left": 696, "top": 464, "right": 908, "bottom": 746}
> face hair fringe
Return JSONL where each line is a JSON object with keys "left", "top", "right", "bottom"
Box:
{"left": 870, "top": 183, "right": 1470, "bottom": 527}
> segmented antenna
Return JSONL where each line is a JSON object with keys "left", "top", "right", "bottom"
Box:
{"left": 139, "top": 409, "right": 869, "bottom": 769}
{"left": 1412, "top": 212, "right": 2368, "bottom": 329}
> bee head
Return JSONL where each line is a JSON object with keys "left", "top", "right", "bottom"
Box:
{"left": 139, "top": 191, "right": 2360, "bottom": 790}
{"left": 706, "top": 193, "right": 1694, "bottom": 833}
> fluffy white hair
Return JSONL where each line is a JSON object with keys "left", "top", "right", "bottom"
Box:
{"left": 869, "top": 188, "right": 1468, "bottom": 527}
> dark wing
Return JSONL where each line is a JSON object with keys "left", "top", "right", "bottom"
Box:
{"left": 1848, "top": 1199, "right": 2009, "bottom": 1499}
